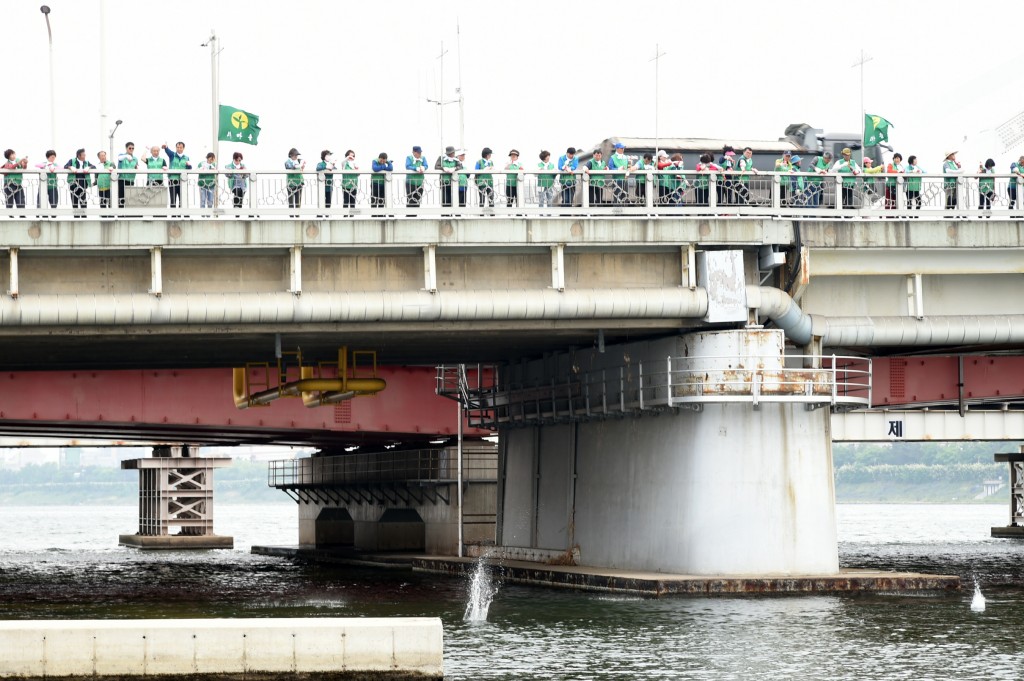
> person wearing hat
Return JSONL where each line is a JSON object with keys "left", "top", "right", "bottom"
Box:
{"left": 436, "top": 146, "right": 459, "bottom": 209}
{"left": 808, "top": 151, "right": 832, "bottom": 208}
{"left": 537, "top": 150, "right": 556, "bottom": 210}
{"left": 405, "top": 145, "right": 427, "bottom": 208}
{"left": 774, "top": 150, "right": 794, "bottom": 206}
{"left": 655, "top": 149, "right": 672, "bottom": 205}
{"left": 788, "top": 155, "right": 806, "bottom": 206}
{"left": 285, "top": 148, "right": 305, "bottom": 216}
{"left": 455, "top": 150, "right": 469, "bottom": 207}
{"left": 370, "top": 152, "right": 393, "bottom": 211}
{"left": 315, "top": 150, "right": 336, "bottom": 212}
{"left": 717, "top": 147, "right": 736, "bottom": 206}
{"left": 830, "top": 147, "right": 860, "bottom": 210}
{"left": 475, "top": 147, "right": 495, "bottom": 208}
{"left": 558, "top": 147, "right": 579, "bottom": 207}
{"left": 942, "top": 151, "right": 961, "bottom": 211}
{"left": 607, "top": 142, "right": 630, "bottom": 204}
{"left": 584, "top": 148, "right": 607, "bottom": 207}
{"left": 504, "top": 150, "right": 523, "bottom": 208}
{"left": 341, "top": 150, "right": 359, "bottom": 209}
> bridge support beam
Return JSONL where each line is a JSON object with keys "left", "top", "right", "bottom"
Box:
{"left": 497, "top": 329, "right": 839, "bottom": 575}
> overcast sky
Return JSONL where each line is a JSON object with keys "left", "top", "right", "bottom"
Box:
{"left": 5, "top": 0, "right": 1024, "bottom": 171}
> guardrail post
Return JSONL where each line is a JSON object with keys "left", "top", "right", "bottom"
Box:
{"left": 666, "top": 356, "right": 673, "bottom": 408}
{"left": 832, "top": 353, "right": 838, "bottom": 404}
{"left": 639, "top": 360, "right": 644, "bottom": 410}
{"left": 772, "top": 174, "right": 781, "bottom": 210}
{"left": 149, "top": 247, "right": 162, "bottom": 297}
{"left": 582, "top": 172, "right": 590, "bottom": 210}
{"left": 7, "top": 248, "right": 18, "bottom": 299}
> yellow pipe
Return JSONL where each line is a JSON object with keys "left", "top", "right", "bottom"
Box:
{"left": 232, "top": 367, "right": 249, "bottom": 409}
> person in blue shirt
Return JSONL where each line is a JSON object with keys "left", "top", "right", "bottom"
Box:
{"left": 558, "top": 147, "right": 579, "bottom": 208}
{"left": 371, "top": 152, "right": 394, "bottom": 210}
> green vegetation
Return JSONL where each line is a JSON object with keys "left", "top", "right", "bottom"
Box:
{"left": 0, "top": 460, "right": 291, "bottom": 506}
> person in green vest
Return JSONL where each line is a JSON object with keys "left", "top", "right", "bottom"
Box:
{"left": 455, "top": 150, "right": 469, "bottom": 207}
{"left": 225, "top": 151, "right": 249, "bottom": 212}
{"left": 1009, "top": 155, "right": 1024, "bottom": 211}
{"left": 662, "top": 153, "right": 686, "bottom": 206}
{"left": 145, "top": 146, "right": 167, "bottom": 187}
{"left": 942, "top": 151, "right": 962, "bottom": 211}
{"left": 341, "top": 150, "right": 359, "bottom": 209}
{"left": 774, "top": 150, "right": 794, "bottom": 206}
{"left": 537, "top": 150, "right": 556, "bottom": 209}
{"left": 35, "top": 150, "right": 60, "bottom": 213}
{"left": 905, "top": 155, "right": 924, "bottom": 210}
{"left": 735, "top": 147, "right": 758, "bottom": 205}
{"left": 197, "top": 152, "right": 217, "bottom": 213}
{"left": 404, "top": 145, "right": 427, "bottom": 208}
{"left": 694, "top": 153, "right": 722, "bottom": 207}
{"left": 162, "top": 141, "right": 191, "bottom": 210}
{"left": 633, "top": 153, "right": 653, "bottom": 205}
{"left": 979, "top": 158, "right": 996, "bottom": 211}
{"left": 584, "top": 149, "right": 606, "bottom": 206}
{"left": 830, "top": 147, "right": 860, "bottom": 209}
{"left": 370, "top": 152, "right": 393, "bottom": 211}
{"left": 2, "top": 149, "right": 28, "bottom": 210}
{"left": 315, "top": 149, "right": 337, "bottom": 213}
{"left": 96, "top": 150, "right": 115, "bottom": 209}
{"left": 436, "top": 146, "right": 458, "bottom": 209}
{"left": 285, "top": 147, "right": 306, "bottom": 215}
{"left": 607, "top": 142, "right": 630, "bottom": 203}
{"left": 475, "top": 147, "right": 495, "bottom": 208}
{"left": 789, "top": 155, "right": 806, "bottom": 206}
{"left": 504, "top": 150, "right": 523, "bottom": 208}
{"left": 717, "top": 148, "right": 735, "bottom": 206}
{"left": 807, "top": 151, "right": 832, "bottom": 207}
{"left": 64, "top": 148, "right": 95, "bottom": 216}
{"left": 116, "top": 142, "right": 139, "bottom": 208}
{"left": 883, "top": 153, "right": 905, "bottom": 210}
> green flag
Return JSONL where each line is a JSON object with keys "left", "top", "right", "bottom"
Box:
{"left": 864, "top": 114, "right": 892, "bottom": 147}
{"left": 218, "top": 105, "right": 261, "bottom": 146}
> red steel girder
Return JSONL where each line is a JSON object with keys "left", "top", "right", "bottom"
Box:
{"left": 872, "top": 356, "right": 1024, "bottom": 408}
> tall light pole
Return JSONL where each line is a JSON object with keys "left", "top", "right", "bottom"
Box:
{"left": 40, "top": 5, "right": 55, "bottom": 146}
{"left": 650, "top": 44, "right": 667, "bottom": 156}
{"left": 426, "top": 42, "right": 458, "bottom": 155}
{"left": 108, "top": 119, "right": 122, "bottom": 163}
{"left": 201, "top": 32, "right": 221, "bottom": 161}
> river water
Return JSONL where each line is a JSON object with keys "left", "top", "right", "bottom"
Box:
{"left": 1, "top": 503, "right": 1022, "bottom": 680}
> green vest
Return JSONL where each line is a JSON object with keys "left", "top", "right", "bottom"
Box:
{"left": 406, "top": 156, "right": 427, "bottom": 185}
{"left": 197, "top": 162, "right": 216, "bottom": 189}
{"left": 475, "top": 159, "right": 493, "bottom": 186}
{"left": 505, "top": 161, "right": 523, "bottom": 188}
{"left": 145, "top": 155, "right": 165, "bottom": 184}
{"left": 286, "top": 160, "right": 303, "bottom": 187}
{"left": 342, "top": 159, "right": 358, "bottom": 190}
{"left": 885, "top": 162, "right": 904, "bottom": 188}
{"left": 440, "top": 156, "right": 458, "bottom": 185}
{"left": 118, "top": 155, "right": 137, "bottom": 182}
{"left": 905, "top": 166, "right": 922, "bottom": 192}
{"left": 44, "top": 162, "right": 58, "bottom": 188}
{"left": 634, "top": 160, "right": 648, "bottom": 185}
{"left": 609, "top": 153, "right": 629, "bottom": 181}
{"left": 809, "top": 157, "right": 829, "bottom": 186}
{"left": 942, "top": 159, "right": 959, "bottom": 188}
{"left": 737, "top": 157, "right": 754, "bottom": 184}
{"left": 587, "top": 159, "right": 606, "bottom": 187}
{"left": 660, "top": 163, "right": 684, "bottom": 188}
{"left": 169, "top": 153, "right": 189, "bottom": 181}
{"left": 979, "top": 169, "right": 995, "bottom": 194}
{"left": 97, "top": 161, "right": 114, "bottom": 190}
{"left": 537, "top": 162, "right": 555, "bottom": 188}
{"left": 836, "top": 159, "right": 859, "bottom": 188}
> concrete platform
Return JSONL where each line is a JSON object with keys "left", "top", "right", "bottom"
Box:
{"left": 119, "top": 534, "right": 234, "bottom": 550}
{"left": 252, "top": 546, "right": 960, "bottom": 596}
{"left": 413, "top": 556, "right": 961, "bottom": 596}
{"left": 991, "top": 526, "right": 1024, "bottom": 538}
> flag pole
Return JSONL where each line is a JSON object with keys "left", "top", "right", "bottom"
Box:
{"left": 853, "top": 49, "right": 872, "bottom": 164}
{"left": 211, "top": 32, "right": 220, "bottom": 165}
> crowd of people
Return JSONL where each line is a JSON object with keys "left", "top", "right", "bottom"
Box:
{"left": 3, "top": 141, "right": 1024, "bottom": 212}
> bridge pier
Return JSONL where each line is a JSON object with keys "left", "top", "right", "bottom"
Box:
{"left": 119, "top": 445, "right": 233, "bottom": 549}
{"left": 495, "top": 329, "right": 844, "bottom": 575}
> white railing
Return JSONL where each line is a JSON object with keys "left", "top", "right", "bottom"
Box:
{"left": 2, "top": 168, "right": 1022, "bottom": 220}
{"left": 439, "top": 354, "right": 872, "bottom": 429}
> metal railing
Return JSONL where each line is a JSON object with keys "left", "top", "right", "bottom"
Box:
{"left": 267, "top": 446, "right": 498, "bottom": 488}
{"left": 438, "top": 354, "right": 872, "bottom": 429}
{"left": 3, "top": 168, "right": 1022, "bottom": 220}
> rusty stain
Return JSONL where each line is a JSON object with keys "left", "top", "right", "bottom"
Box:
{"left": 305, "top": 224, "right": 320, "bottom": 239}
{"left": 27, "top": 225, "right": 42, "bottom": 239}
{"left": 570, "top": 223, "right": 583, "bottom": 237}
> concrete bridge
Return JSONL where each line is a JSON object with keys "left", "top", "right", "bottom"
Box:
{"left": 2, "top": 196, "right": 1023, "bottom": 575}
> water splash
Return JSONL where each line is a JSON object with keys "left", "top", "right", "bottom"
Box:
{"left": 971, "top": 580, "right": 986, "bottom": 613}
{"left": 463, "top": 553, "right": 498, "bottom": 623}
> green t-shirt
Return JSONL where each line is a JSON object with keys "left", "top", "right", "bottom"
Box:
{"left": 285, "top": 159, "right": 303, "bottom": 187}
{"left": 608, "top": 152, "right": 629, "bottom": 181}
{"left": 809, "top": 157, "right": 829, "bottom": 186}
{"left": 197, "top": 162, "right": 217, "bottom": 189}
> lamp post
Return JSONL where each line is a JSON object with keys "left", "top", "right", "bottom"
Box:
{"left": 40, "top": 5, "right": 55, "bottom": 146}
{"left": 108, "top": 119, "right": 122, "bottom": 163}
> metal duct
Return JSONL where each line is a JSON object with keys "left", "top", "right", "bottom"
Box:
{"left": 0, "top": 289, "right": 709, "bottom": 326}
{"left": 749, "top": 286, "right": 813, "bottom": 345}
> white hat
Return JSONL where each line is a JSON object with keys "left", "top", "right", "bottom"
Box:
{"left": 657, "top": 149, "right": 668, "bottom": 158}
{"left": 455, "top": 149, "right": 466, "bottom": 156}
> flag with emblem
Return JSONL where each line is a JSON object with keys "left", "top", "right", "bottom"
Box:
{"left": 218, "top": 105, "right": 261, "bottom": 146}
{"left": 863, "top": 114, "right": 892, "bottom": 147}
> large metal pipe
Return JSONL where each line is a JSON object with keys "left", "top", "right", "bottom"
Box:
{"left": 747, "top": 286, "right": 813, "bottom": 345}
{"left": 0, "top": 289, "right": 709, "bottom": 326}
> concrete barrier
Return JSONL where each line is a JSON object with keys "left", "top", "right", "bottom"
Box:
{"left": 0, "top": 618, "right": 442, "bottom": 679}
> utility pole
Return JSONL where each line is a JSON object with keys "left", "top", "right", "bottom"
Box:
{"left": 426, "top": 42, "right": 459, "bottom": 155}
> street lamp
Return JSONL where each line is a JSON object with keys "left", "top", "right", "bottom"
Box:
{"left": 108, "top": 119, "right": 122, "bottom": 162}
{"left": 40, "top": 5, "right": 55, "bottom": 146}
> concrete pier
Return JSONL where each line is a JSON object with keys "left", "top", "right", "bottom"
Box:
{"left": 0, "top": 618, "right": 442, "bottom": 679}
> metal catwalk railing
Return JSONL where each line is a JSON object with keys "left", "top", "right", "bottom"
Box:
{"left": 437, "top": 355, "right": 872, "bottom": 429}
{"left": 2, "top": 169, "right": 1022, "bottom": 220}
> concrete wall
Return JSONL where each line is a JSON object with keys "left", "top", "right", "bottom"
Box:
{"left": 0, "top": 618, "right": 442, "bottom": 678}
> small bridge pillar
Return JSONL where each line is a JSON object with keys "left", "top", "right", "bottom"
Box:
{"left": 991, "top": 446, "right": 1024, "bottom": 539}
{"left": 119, "top": 445, "right": 234, "bottom": 549}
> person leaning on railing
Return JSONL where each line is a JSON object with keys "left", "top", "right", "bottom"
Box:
{"left": 905, "top": 155, "right": 924, "bottom": 209}
{"left": 789, "top": 155, "right": 806, "bottom": 206}
{"left": 1009, "top": 155, "right": 1024, "bottom": 210}
{"left": 634, "top": 152, "right": 653, "bottom": 205}
{"left": 475, "top": 147, "right": 495, "bottom": 208}
{"left": 884, "top": 153, "right": 905, "bottom": 210}
{"left": 437, "top": 146, "right": 458, "bottom": 209}
{"left": 370, "top": 152, "right": 393, "bottom": 209}
{"left": 734, "top": 147, "right": 757, "bottom": 205}
{"left": 694, "top": 153, "right": 721, "bottom": 207}
{"left": 64, "top": 148, "right": 95, "bottom": 215}
{"left": 607, "top": 142, "right": 630, "bottom": 204}
{"left": 774, "top": 151, "right": 794, "bottom": 206}
{"left": 807, "top": 151, "right": 831, "bottom": 208}
{"left": 405, "top": 145, "right": 427, "bottom": 208}
{"left": 557, "top": 147, "right": 578, "bottom": 207}
{"left": 315, "top": 150, "right": 337, "bottom": 211}
{"left": 830, "top": 148, "right": 860, "bottom": 209}
{"left": 225, "top": 152, "right": 248, "bottom": 211}
{"left": 979, "top": 158, "right": 996, "bottom": 211}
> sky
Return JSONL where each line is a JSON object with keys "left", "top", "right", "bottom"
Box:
{"left": 4, "top": 0, "right": 1024, "bottom": 172}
